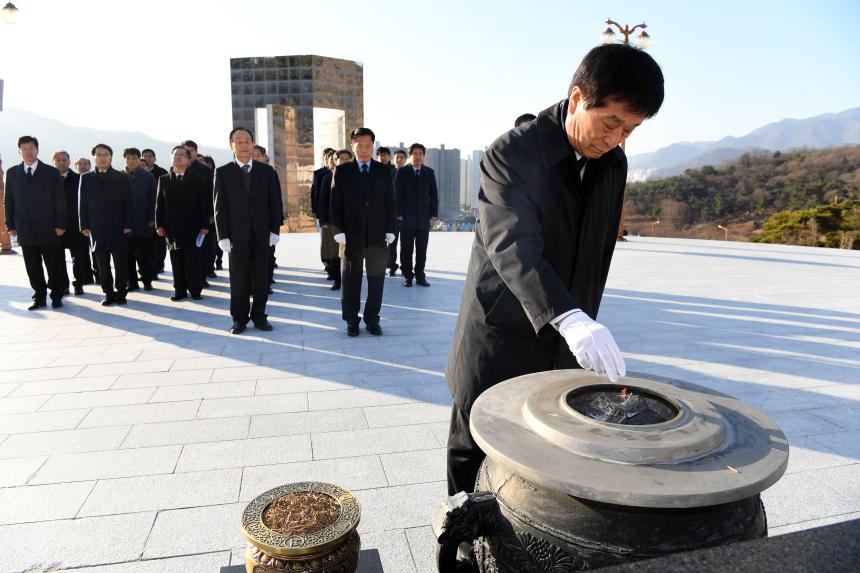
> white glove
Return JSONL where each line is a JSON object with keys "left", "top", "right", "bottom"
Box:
{"left": 269, "top": 232, "right": 280, "bottom": 246}
{"left": 558, "top": 311, "right": 626, "bottom": 382}
{"left": 334, "top": 233, "right": 346, "bottom": 245}
{"left": 218, "top": 238, "right": 232, "bottom": 254}
{"left": 385, "top": 233, "right": 395, "bottom": 246}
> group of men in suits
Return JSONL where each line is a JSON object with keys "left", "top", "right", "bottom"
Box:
{"left": 309, "top": 132, "right": 440, "bottom": 336}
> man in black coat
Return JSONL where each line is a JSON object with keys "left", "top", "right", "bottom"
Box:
{"left": 377, "top": 147, "right": 401, "bottom": 276}
{"left": 330, "top": 128, "right": 396, "bottom": 337}
{"left": 123, "top": 148, "right": 158, "bottom": 291}
{"left": 183, "top": 140, "right": 216, "bottom": 284}
{"left": 156, "top": 146, "right": 210, "bottom": 301}
{"left": 311, "top": 148, "right": 335, "bottom": 277}
{"left": 52, "top": 150, "right": 93, "bottom": 295}
{"left": 395, "top": 143, "right": 439, "bottom": 287}
{"left": 4, "top": 136, "right": 67, "bottom": 310}
{"left": 79, "top": 143, "right": 133, "bottom": 306}
{"left": 142, "top": 149, "right": 169, "bottom": 273}
{"left": 445, "top": 44, "right": 664, "bottom": 496}
{"left": 214, "top": 127, "right": 282, "bottom": 334}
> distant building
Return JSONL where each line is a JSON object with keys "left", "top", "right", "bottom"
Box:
{"left": 459, "top": 158, "right": 469, "bottom": 210}
{"left": 469, "top": 149, "right": 485, "bottom": 215}
{"left": 230, "top": 55, "right": 364, "bottom": 231}
{"left": 424, "top": 144, "right": 461, "bottom": 220}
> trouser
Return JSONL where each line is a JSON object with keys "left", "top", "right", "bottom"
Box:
{"left": 216, "top": 244, "right": 223, "bottom": 267}
{"left": 446, "top": 403, "right": 486, "bottom": 495}
{"left": 387, "top": 223, "right": 400, "bottom": 271}
{"left": 127, "top": 237, "right": 156, "bottom": 286}
{"left": 399, "top": 228, "right": 430, "bottom": 281}
{"left": 91, "top": 249, "right": 100, "bottom": 282}
{"left": 200, "top": 226, "right": 216, "bottom": 281}
{"left": 21, "top": 245, "right": 64, "bottom": 302}
{"left": 229, "top": 244, "right": 270, "bottom": 323}
{"left": 327, "top": 258, "right": 341, "bottom": 282}
{"left": 268, "top": 246, "right": 276, "bottom": 284}
{"left": 341, "top": 246, "right": 387, "bottom": 326}
{"left": 169, "top": 245, "right": 202, "bottom": 296}
{"left": 60, "top": 242, "right": 95, "bottom": 288}
{"left": 94, "top": 249, "right": 129, "bottom": 296}
{"left": 156, "top": 237, "right": 167, "bottom": 272}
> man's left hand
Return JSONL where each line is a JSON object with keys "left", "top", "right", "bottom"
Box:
{"left": 269, "top": 232, "right": 280, "bottom": 246}
{"left": 54, "top": 228, "right": 65, "bottom": 236}
{"left": 123, "top": 228, "right": 132, "bottom": 235}
{"left": 385, "top": 233, "right": 395, "bottom": 246}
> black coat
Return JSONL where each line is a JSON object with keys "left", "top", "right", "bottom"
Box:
{"left": 126, "top": 168, "right": 157, "bottom": 238}
{"left": 79, "top": 167, "right": 133, "bottom": 252}
{"left": 149, "top": 164, "right": 168, "bottom": 180}
{"left": 330, "top": 159, "right": 396, "bottom": 259}
{"left": 395, "top": 165, "right": 439, "bottom": 230}
{"left": 310, "top": 166, "right": 329, "bottom": 218}
{"left": 61, "top": 171, "right": 84, "bottom": 249}
{"left": 188, "top": 161, "right": 214, "bottom": 220}
{"left": 156, "top": 171, "right": 210, "bottom": 248}
{"left": 3, "top": 160, "right": 66, "bottom": 248}
{"left": 446, "top": 100, "right": 626, "bottom": 410}
{"left": 214, "top": 160, "right": 282, "bottom": 251}
{"left": 317, "top": 171, "right": 333, "bottom": 225}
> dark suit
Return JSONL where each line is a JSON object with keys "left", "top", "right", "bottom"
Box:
{"left": 149, "top": 164, "right": 169, "bottom": 272}
{"left": 156, "top": 171, "right": 209, "bottom": 297}
{"left": 59, "top": 170, "right": 94, "bottom": 289}
{"left": 383, "top": 163, "right": 400, "bottom": 272}
{"left": 311, "top": 165, "right": 332, "bottom": 272}
{"left": 445, "top": 100, "right": 626, "bottom": 495}
{"left": 188, "top": 161, "right": 216, "bottom": 280}
{"left": 330, "top": 159, "right": 396, "bottom": 327}
{"left": 395, "top": 165, "right": 439, "bottom": 282}
{"left": 79, "top": 167, "right": 133, "bottom": 297}
{"left": 3, "top": 160, "right": 67, "bottom": 302}
{"left": 214, "top": 160, "right": 282, "bottom": 324}
{"left": 125, "top": 168, "right": 158, "bottom": 287}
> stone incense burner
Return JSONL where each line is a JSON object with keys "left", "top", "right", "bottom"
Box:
{"left": 433, "top": 371, "right": 789, "bottom": 572}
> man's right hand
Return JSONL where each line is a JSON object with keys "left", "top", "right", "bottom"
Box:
{"left": 8, "top": 230, "right": 16, "bottom": 237}
{"left": 81, "top": 229, "right": 90, "bottom": 237}
{"left": 557, "top": 311, "right": 626, "bottom": 382}
{"left": 218, "top": 238, "right": 232, "bottom": 253}
{"left": 333, "top": 233, "right": 346, "bottom": 245}
{"left": 156, "top": 227, "right": 166, "bottom": 237}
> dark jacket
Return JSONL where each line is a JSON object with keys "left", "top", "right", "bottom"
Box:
{"left": 3, "top": 160, "right": 66, "bottom": 248}
{"left": 79, "top": 167, "right": 133, "bottom": 252}
{"left": 60, "top": 170, "right": 84, "bottom": 248}
{"left": 125, "top": 168, "right": 157, "bottom": 238}
{"left": 317, "top": 171, "right": 334, "bottom": 225}
{"left": 310, "top": 166, "right": 329, "bottom": 218}
{"left": 330, "top": 159, "right": 396, "bottom": 259}
{"left": 395, "top": 165, "right": 439, "bottom": 230}
{"left": 156, "top": 170, "right": 210, "bottom": 248}
{"left": 188, "top": 161, "right": 214, "bottom": 220}
{"left": 149, "top": 164, "right": 168, "bottom": 180}
{"left": 214, "top": 160, "right": 282, "bottom": 251}
{"left": 446, "top": 100, "right": 627, "bottom": 410}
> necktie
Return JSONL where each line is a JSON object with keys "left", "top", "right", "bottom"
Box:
{"left": 178, "top": 174, "right": 183, "bottom": 182}
{"left": 575, "top": 156, "right": 588, "bottom": 184}
{"left": 414, "top": 169, "right": 420, "bottom": 177}
{"left": 243, "top": 164, "right": 251, "bottom": 174}
{"left": 361, "top": 163, "right": 368, "bottom": 175}
{"left": 26, "top": 166, "right": 32, "bottom": 178}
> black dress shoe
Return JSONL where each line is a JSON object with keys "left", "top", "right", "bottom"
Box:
{"left": 101, "top": 297, "right": 115, "bottom": 307}
{"left": 403, "top": 278, "right": 413, "bottom": 287}
{"left": 28, "top": 300, "right": 46, "bottom": 311}
{"left": 201, "top": 280, "right": 211, "bottom": 288}
{"left": 74, "top": 286, "right": 85, "bottom": 296}
{"left": 170, "top": 293, "right": 187, "bottom": 302}
{"left": 51, "top": 299, "right": 63, "bottom": 309}
{"left": 388, "top": 268, "right": 397, "bottom": 277}
{"left": 143, "top": 282, "right": 153, "bottom": 291}
{"left": 215, "top": 262, "right": 223, "bottom": 271}
{"left": 331, "top": 281, "right": 341, "bottom": 291}
{"left": 207, "top": 271, "right": 217, "bottom": 278}
{"left": 230, "top": 321, "right": 247, "bottom": 334}
{"left": 63, "top": 288, "right": 70, "bottom": 295}
{"left": 416, "top": 279, "right": 431, "bottom": 287}
{"left": 253, "top": 319, "right": 273, "bottom": 331}
{"left": 115, "top": 296, "right": 128, "bottom": 305}
{"left": 366, "top": 323, "right": 383, "bottom": 336}
{"left": 190, "top": 293, "right": 202, "bottom": 300}
{"left": 127, "top": 283, "right": 139, "bottom": 292}
{"left": 347, "top": 324, "right": 360, "bottom": 337}
{"left": 268, "top": 287, "right": 274, "bottom": 295}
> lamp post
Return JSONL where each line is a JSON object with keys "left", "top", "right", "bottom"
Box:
{"left": 651, "top": 220, "right": 660, "bottom": 236}
{"left": 603, "top": 17, "right": 651, "bottom": 242}
{"left": 1, "top": 2, "right": 19, "bottom": 24}
{"left": 717, "top": 225, "right": 728, "bottom": 241}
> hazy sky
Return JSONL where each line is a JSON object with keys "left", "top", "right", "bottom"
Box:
{"left": 1, "top": 0, "right": 858, "bottom": 157}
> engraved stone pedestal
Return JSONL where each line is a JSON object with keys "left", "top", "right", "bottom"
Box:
{"left": 242, "top": 482, "right": 361, "bottom": 573}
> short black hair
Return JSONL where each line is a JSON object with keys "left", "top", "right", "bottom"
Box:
{"left": 408, "top": 143, "right": 426, "bottom": 156}
{"left": 202, "top": 156, "right": 216, "bottom": 169}
{"left": 376, "top": 146, "right": 391, "bottom": 155}
{"left": 253, "top": 144, "right": 267, "bottom": 155}
{"left": 569, "top": 43, "right": 664, "bottom": 119}
{"left": 92, "top": 143, "right": 113, "bottom": 156}
{"left": 171, "top": 145, "right": 191, "bottom": 158}
{"left": 514, "top": 113, "right": 536, "bottom": 127}
{"left": 17, "top": 135, "right": 39, "bottom": 149}
{"left": 394, "top": 149, "right": 407, "bottom": 158}
{"left": 142, "top": 149, "right": 156, "bottom": 157}
{"left": 123, "top": 147, "right": 141, "bottom": 159}
{"left": 229, "top": 127, "right": 254, "bottom": 143}
{"left": 180, "top": 140, "right": 198, "bottom": 150}
{"left": 322, "top": 147, "right": 335, "bottom": 157}
{"left": 350, "top": 127, "right": 375, "bottom": 143}
{"left": 336, "top": 149, "right": 353, "bottom": 160}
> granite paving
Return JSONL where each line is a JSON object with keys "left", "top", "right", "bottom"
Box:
{"left": 0, "top": 232, "right": 858, "bottom": 571}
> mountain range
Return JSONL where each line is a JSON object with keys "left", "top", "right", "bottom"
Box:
{"left": 627, "top": 106, "right": 860, "bottom": 181}
{"left": 0, "top": 108, "right": 232, "bottom": 171}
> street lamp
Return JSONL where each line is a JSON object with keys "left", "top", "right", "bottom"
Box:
{"left": 602, "top": 18, "right": 650, "bottom": 49}
{"left": 1, "top": 2, "right": 19, "bottom": 24}
{"left": 651, "top": 220, "right": 660, "bottom": 236}
{"left": 717, "top": 225, "right": 728, "bottom": 241}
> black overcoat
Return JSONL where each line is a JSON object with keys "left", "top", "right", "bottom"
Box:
{"left": 330, "top": 159, "right": 396, "bottom": 259}
{"left": 3, "top": 160, "right": 66, "bottom": 248}
{"left": 317, "top": 171, "right": 333, "bottom": 226}
{"left": 78, "top": 167, "right": 133, "bottom": 252}
{"left": 156, "top": 171, "right": 210, "bottom": 248}
{"left": 213, "top": 161, "right": 282, "bottom": 251}
{"left": 60, "top": 171, "right": 84, "bottom": 249}
{"left": 395, "top": 165, "right": 439, "bottom": 230}
{"left": 310, "top": 166, "right": 329, "bottom": 218}
{"left": 446, "top": 100, "right": 627, "bottom": 410}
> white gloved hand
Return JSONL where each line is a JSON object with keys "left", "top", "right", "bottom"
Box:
{"left": 558, "top": 311, "right": 626, "bottom": 382}
{"left": 334, "top": 233, "right": 346, "bottom": 245}
{"left": 269, "top": 232, "right": 280, "bottom": 246}
{"left": 385, "top": 233, "right": 395, "bottom": 246}
{"left": 218, "top": 238, "right": 232, "bottom": 254}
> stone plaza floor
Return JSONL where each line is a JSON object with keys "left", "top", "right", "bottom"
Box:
{"left": 0, "top": 232, "right": 858, "bottom": 572}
